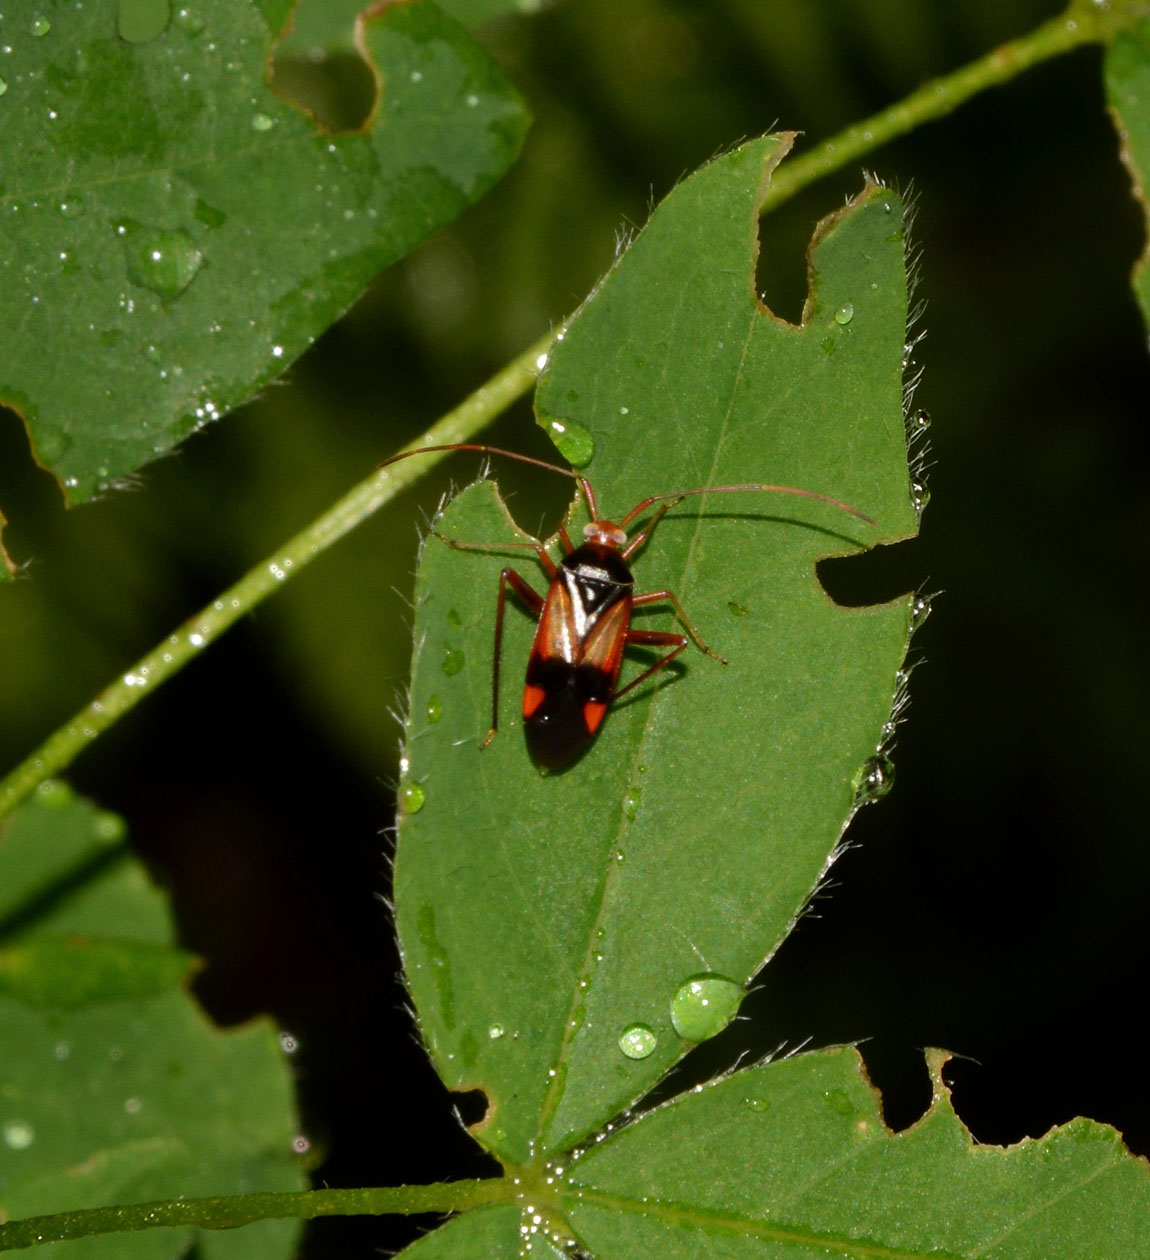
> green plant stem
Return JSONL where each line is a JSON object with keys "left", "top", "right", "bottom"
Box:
{"left": 0, "top": 1181, "right": 508, "bottom": 1252}
{"left": 0, "top": 330, "right": 554, "bottom": 823}
{"left": 2, "top": 0, "right": 1146, "bottom": 824}
{"left": 762, "top": 0, "right": 1142, "bottom": 212}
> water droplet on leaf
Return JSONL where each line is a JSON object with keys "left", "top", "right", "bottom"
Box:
{"left": 3, "top": 1121, "right": 34, "bottom": 1149}
{"left": 618, "top": 1024, "right": 657, "bottom": 1059}
{"left": 442, "top": 645, "right": 465, "bottom": 676}
{"left": 118, "top": 0, "right": 170, "bottom": 43}
{"left": 426, "top": 695, "right": 443, "bottom": 724}
{"left": 251, "top": 112, "right": 274, "bottom": 131}
{"left": 30, "top": 14, "right": 51, "bottom": 36}
{"left": 910, "top": 593, "right": 932, "bottom": 629}
{"left": 854, "top": 754, "right": 895, "bottom": 805}
{"left": 834, "top": 301, "right": 855, "bottom": 325}
{"left": 118, "top": 221, "right": 202, "bottom": 298}
{"left": 173, "top": 6, "right": 205, "bottom": 34}
{"left": 402, "top": 782, "right": 426, "bottom": 814}
{"left": 544, "top": 417, "right": 595, "bottom": 468}
{"left": 670, "top": 974, "right": 742, "bottom": 1042}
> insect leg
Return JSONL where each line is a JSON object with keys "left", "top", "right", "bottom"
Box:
{"left": 621, "top": 499, "right": 683, "bottom": 561}
{"left": 610, "top": 629, "right": 690, "bottom": 702}
{"left": 482, "top": 567, "right": 547, "bottom": 749}
{"left": 631, "top": 589, "right": 728, "bottom": 664}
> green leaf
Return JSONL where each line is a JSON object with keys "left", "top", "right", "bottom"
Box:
{"left": 0, "top": 791, "right": 303, "bottom": 1258}
{"left": 0, "top": 0, "right": 528, "bottom": 503}
{"left": 394, "top": 135, "right": 918, "bottom": 1166}
{"left": 1105, "top": 18, "right": 1150, "bottom": 333}
{"left": 396, "top": 1204, "right": 524, "bottom": 1257}
{"left": 0, "top": 936, "right": 196, "bottom": 1008}
{"left": 559, "top": 1047, "right": 1150, "bottom": 1258}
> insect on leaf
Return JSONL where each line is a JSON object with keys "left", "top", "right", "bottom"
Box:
{"left": 395, "top": 134, "right": 920, "bottom": 1166}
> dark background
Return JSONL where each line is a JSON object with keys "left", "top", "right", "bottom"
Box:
{"left": 1, "top": 0, "right": 1148, "bottom": 1253}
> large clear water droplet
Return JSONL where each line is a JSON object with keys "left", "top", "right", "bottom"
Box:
{"left": 118, "top": 0, "right": 170, "bottom": 43}
{"left": 118, "top": 221, "right": 202, "bottom": 298}
{"left": 543, "top": 416, "right": 595, "bottom": 468}
{"left": 670, "top": 974, "right": 742, "bottom": 1042}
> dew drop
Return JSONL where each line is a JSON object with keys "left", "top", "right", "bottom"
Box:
{"left": 744, "top": 1096, "right": 769, "bottom": 1112}
{"left": 118, "top": 221, "right": 202, "bottom": 299}
{"left": 911, "top": 478, "right": 930, "bottom": 513}
{"left": 118, "top": 0, "right": 170, "bottom": 43}
{"left": 910, "top": 408, "right": 931, "bottom": 435}
{"left": 488, "top": 1023, "right": 505, "bottom": 1040}
{"left": 251, "top": 112, "right": 274, "bottom": 132}
{"left": 909, "top": 593, "right": 932, "bottom": 630}
{"left": 279, "top": 1032, "right": 299, "bottom": 1053}
{"left": 30, "top": 14, "right": 51, "bottom": 36}
{"left": 623, "top": 786, "right": 641, "bottom": 822}
{"left": 543, "top": 417, "right": 595, "bottom": 468}
{"left": 446, "top": 608, "right": 462, "bottom": 628}
{"left": 401, "top": 782, "right": 426, "bottom": 815}
{"left": 173, "top": 6, "right": 205, "bottom": 35}
{"left": 834, "top": 301, "right": 855, "bottom": 325}
{"left": 442, "top": 645, "right": 465, "bottom": 677}
{"left": 854, "top": 754, "right": 895, "bottom": 805}
{"left": 3, "top": 1120, "right": 34, "bottom": 1150}
{"left": 0, "top": 79, "right": 9, "bottom": 98}
{"left": 618, "top": 1023, "right": 657, "bottom": 1059}
{"left": 426, "top": 694, "right": 443, "bottom": 724}
{"left": 670, "top": 974, "right": 742, "bottom": 1042}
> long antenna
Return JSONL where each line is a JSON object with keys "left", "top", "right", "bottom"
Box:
{"left": 378, "top": 443, "right": 874, "bottom": 526}
{"left": 619, "top": 483, "right": 876, "bottom": 528}
{"left": 379, "top": 443, "right": 600, "bottom": 519}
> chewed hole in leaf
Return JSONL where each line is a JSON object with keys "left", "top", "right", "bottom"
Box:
{"left": 754, "top": 203, "right": 817, "bottom": 327}
{"left": 451, "top": 1087, "right": 490, "bottom": 1127}
{"left": 817, "top": 538, "right": 924, "bottom": 608}
{"left": 270, "top": 49, "right": 378, "bottom": 132}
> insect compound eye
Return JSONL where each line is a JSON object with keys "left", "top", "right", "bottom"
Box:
{"left": 583, "top": 521, "right": 627, "bottom": 547}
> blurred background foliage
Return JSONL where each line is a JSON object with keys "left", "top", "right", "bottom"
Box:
{"left": 1, "top": 0, "right": 1148, "bottom": 1254}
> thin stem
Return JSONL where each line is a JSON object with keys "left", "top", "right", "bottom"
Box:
{"left": 761, "top": 1, "right": 1137, "bottom": 212}
{"left": 0, "top": 330, "right": 554, "bottom": 823}
{"left": 0, "top": 1181, "right": 508, "bottom": 1252}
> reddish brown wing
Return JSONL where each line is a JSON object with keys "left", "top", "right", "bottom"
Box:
{"left": 576, "top": 595, "right": 632, "bottom": 734}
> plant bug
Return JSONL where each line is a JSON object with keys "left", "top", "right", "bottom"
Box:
{"left": 380, "top": 443, "right": 875, "bottom": 770}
